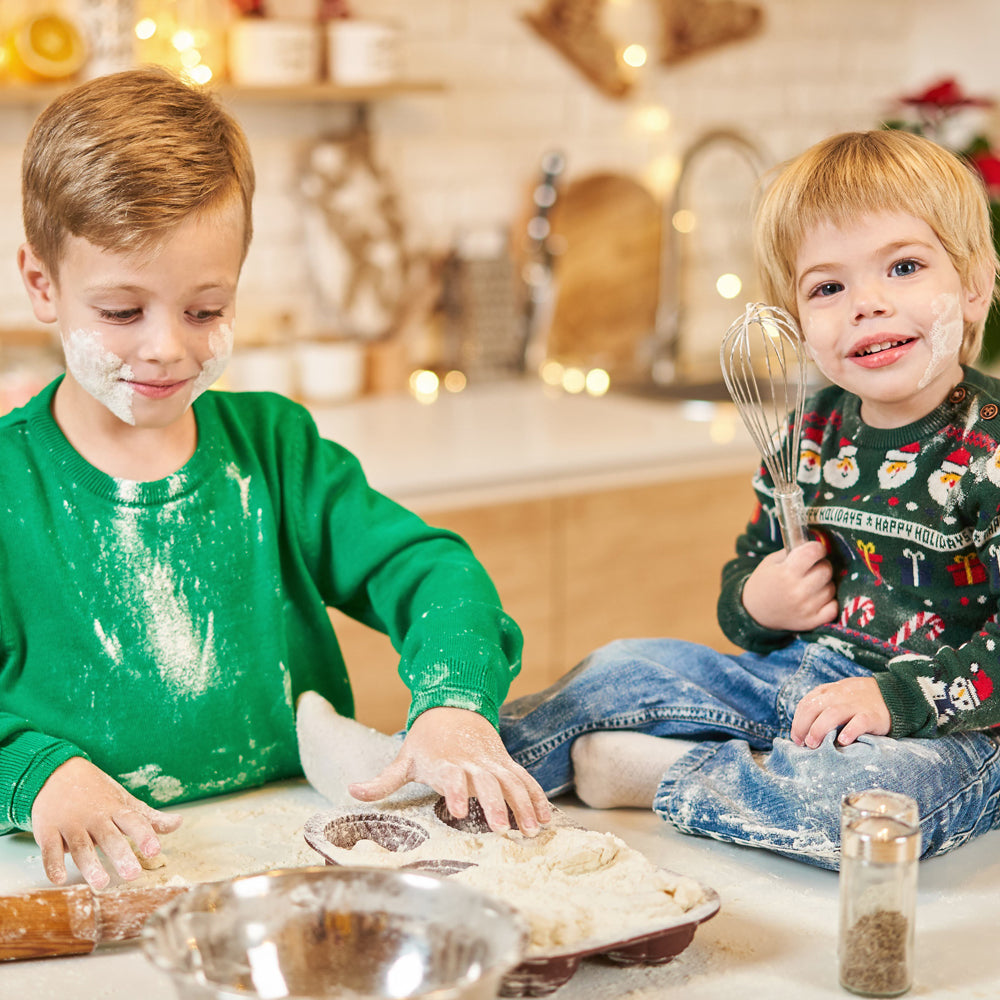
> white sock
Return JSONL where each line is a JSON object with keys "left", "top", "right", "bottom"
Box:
{"left": 296, "top": 691, "right": 402, "bottom": 806}
{"left": 571, "top": 731, "right": 698, "bottom": 809}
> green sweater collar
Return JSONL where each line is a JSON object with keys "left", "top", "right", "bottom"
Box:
{"left": 835, "top": 366, "right": 991, "bottom": 449}
{"left": 25, "top": 376, "right": 221, "bottom": 506}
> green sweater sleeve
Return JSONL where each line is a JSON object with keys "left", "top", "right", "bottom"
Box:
{"left": 717, "top": 468, "right": 797, "bottom": 653}
{"left": 0, "top": 724, "right": 87, "bottom": 832}
{"left": 284, "top": 407, "right": 523, "bottom": 729}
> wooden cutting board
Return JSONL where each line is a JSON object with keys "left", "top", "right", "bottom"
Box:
{"left": 543, "top": 172, "right": 662, "bottom": 378}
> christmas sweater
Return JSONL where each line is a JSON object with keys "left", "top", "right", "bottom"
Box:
{"left": 718, "top": 366, "right": 1000, "bottom": 740}
{"left": 0, "top": 379, "right": 522, "bottom": 832}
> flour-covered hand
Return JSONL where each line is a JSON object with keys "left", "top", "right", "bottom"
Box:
{"left": 348, "top": 706, "right": 552, "bottom": 835}
{"left": 741, "top": 539, "right": 838, "bottom": 632}
{"left": 790, "top": 676, "right": 891, "bottom": 748}
{"left": 30, "top": 756, "right": 182, "bottom": 890}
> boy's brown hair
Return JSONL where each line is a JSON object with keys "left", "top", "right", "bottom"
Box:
{"left": 754, "top": 129, "right": 999, "bottom": 364}
{"left": 22, "top": 67, "right": 255, "bottom": 276}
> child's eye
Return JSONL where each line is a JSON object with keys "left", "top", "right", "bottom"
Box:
{"left": 891, "top": 259, "right": 920, "bottom": 277}
{"left": 98, "top": 307, "right": 141, "bottom": 322}
{"left": 809, "top": 281, "right": 843, "bottom": 299}
{"left": 188, "top": 309, "right": 225, "bottom": 323}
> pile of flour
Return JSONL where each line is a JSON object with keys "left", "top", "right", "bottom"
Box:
{"left": 325, "top": 817, "right": 705, "bottom": 955}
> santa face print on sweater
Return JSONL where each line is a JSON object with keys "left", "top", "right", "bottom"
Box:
{"left": 928, "top": 446, "right": 971, "bottom": 507}
{"left": 798, "top": 427, "right": 823, "bottom": 483}
{"left": 878, "top": 441, "right": 920, "bottom": 489}
{"left": 823, "top": 437, "right": 860, "bottom": 488}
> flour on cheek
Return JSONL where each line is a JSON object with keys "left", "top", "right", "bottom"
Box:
{"left": 190, "top": 322, "right": 234, "bottom": 403}
{"left": 918, "top": 293, "right": 963, "bottom": 390}
{"left": 62, "top": 327, "right": 137, "bottom": 425}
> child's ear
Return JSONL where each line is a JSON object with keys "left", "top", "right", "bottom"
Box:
{"left": 17, "top": 243, "right": 59, "bottom": 324}
{"left": 963, "top": 261, "right": 997, "bottom": 324}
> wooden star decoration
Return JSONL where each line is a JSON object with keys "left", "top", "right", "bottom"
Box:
{"left": 523, "top": 0, "right": 765, "bottom": 99}
{"left": 657, "top": 0, "right": 764, "bottom": 66}
{"left": 522, "top": 0, "right": 635, "bottom": 99}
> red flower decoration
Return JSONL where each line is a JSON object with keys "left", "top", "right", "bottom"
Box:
{"left": 900, "top": 77, "right": 993, "bottom": 112}
{"left": 971, "top": 150, "right": 1000, "bottom": 196}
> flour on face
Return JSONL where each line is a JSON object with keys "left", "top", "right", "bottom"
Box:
{"left": 918, "top": 292, "right": 963, "bottom": 391}
{"left": 190, "top": 322, "right": 235, "bottom": 402}
{"left": 61, "top": 321, "right": 235, "bottom": 425}
{"left": 62, "top": 327, "right": 137, "bottom": 424}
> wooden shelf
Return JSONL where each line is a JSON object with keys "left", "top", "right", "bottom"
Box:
{"left": 217, "top": 80, "right": 446, "bottom": 102}
{"left": 0, "top": 79, "right": 445, "bottom": 107}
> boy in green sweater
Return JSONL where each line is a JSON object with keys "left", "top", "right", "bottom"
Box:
{"left": 2, "top": 68, "right": 549, "bottom": 892}
{"left": 493, "top": 129, "right": 1000, "bottom": 866}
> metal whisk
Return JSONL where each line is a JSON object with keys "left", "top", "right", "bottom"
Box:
{"left": 720, "top": 302, "right": 810, "bottom": 551}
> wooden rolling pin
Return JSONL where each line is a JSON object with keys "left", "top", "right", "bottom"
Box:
{"left": 0, "top": 883, "right": 187, "bottom": 961}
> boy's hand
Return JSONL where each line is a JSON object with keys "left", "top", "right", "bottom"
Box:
{"left": 791, "top": 676, "right": 891, "bottom": 748}
{"left": 30, "top": 757, "right": 182, "bottom": 891}
{"left": 348, "top": 706, "right": 553, "bottom": 836}
{"left": 741, "top": 539, "right": 838, "bottom": 632}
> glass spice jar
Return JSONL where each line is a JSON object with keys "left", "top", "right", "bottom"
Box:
{"left": 840, "top": 789, "right": 919, "bottom": 836}
{"left": 838, "top": 813, "right": 920, "bottom": 997}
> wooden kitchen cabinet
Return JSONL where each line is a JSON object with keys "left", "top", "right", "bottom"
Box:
{"left": 333, "top": 469, "right": 751, "bottom": 732}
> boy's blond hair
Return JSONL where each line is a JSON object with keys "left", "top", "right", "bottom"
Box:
{"left": 22, "top": 67, "right": 255, "bottom": 276}
{"left": 754, "top": 129, "right": 999, "bottom": 364}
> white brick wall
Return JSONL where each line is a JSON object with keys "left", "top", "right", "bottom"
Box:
{"left": 0, "top": 0, "right": 995, "bottom": 354}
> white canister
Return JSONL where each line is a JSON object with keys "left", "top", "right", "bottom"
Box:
{"left": 228, "top": 19, "right": 321, "bottom": 86}
{"left": 226, "top": 346, "right": 297, "bottom": 396}
{"left": 296, "top": 340, "right": 366, "bottom": 403}
{"left": 326, "top": 20, "right": 398, "bottom": 86}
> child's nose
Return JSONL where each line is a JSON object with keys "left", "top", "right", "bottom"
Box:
{"left": 851, "top": 281, "right": 891, "bottom": 322}
{"left": 139, "top": 319, "right": 186, "bottom": 364}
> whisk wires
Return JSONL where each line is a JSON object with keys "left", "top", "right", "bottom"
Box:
{"left": 721, "top": 303, "right": 809, "bottom": 549}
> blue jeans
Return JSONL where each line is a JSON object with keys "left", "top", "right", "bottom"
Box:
{"left": 498, "top": 638, "right": 1000, "bottom": 869}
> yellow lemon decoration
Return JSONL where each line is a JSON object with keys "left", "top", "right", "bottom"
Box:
{"left": 5, "top": 13, "right": 87, "bottom": 82}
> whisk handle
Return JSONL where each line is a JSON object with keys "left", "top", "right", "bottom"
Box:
{"left": 775, "top": 487, "right": 810, "bottom": 551}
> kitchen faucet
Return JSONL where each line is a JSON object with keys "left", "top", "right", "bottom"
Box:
{"left": 642, "top": 128, "right": 769, "bottom": 396}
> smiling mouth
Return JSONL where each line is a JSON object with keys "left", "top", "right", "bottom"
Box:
{"left": 853, "top": 338, "right": 914, "bottom": 358}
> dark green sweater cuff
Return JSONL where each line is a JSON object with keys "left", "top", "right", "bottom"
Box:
{"left": 876, "top": 671, "right": 936, "bottom": 738}
{"left": 716, "top": 574, "right": 792, "bottom": 653}
{"left": 2, "top": 731, "right": 87, "bottom": 831}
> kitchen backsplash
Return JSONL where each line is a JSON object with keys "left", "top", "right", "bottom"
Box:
{"left": 0, "top": 0, "right": 993, "bottom": 376}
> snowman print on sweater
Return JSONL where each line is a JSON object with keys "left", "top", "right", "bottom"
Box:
{"left": 915, "top": 659, "right": 995, "bottom": 727}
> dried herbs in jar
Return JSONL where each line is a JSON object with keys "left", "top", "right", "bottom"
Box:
{"left": 838, "top": 803, "right": 920, "bottom": 997}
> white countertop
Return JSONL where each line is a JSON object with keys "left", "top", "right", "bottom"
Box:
{"left": 308, "top": 380, "right": 758, "bottom": 510}
{"left": 3, "top": 779, "right": 998, "bottom": 1000}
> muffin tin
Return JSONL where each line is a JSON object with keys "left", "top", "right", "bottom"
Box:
{"left": 303, "top": 797, "right": 720, "bottom": 996}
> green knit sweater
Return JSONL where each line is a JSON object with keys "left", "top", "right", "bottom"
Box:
{"left": 0, "top": 379, "right": 522, "bottom": 831}
{"left": 719, "top": 367, "right": 1000, "bottom": 740}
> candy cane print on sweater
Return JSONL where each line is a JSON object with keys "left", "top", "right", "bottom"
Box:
{"left": 891, "top": 611, "right": 946, "bottom": 647}
{"left": 839, "top": 595, "right": 875, "bottom": 629}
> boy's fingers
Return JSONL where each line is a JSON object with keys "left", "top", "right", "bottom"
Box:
{"left": 63, "top": 830, "right": 110, "bottom": 890}
{"left": 95, "top": 826, "right": 142, "bottom": 882}
{"left": 468, "top": 771, "right": 510, "bottom": 832}
{"left": 494, "top": 770, "right": 548, "bottom": 836}
{"left": 35, "top": 827, "right": 68, "bottom": 885}
{"left": 348, "top": 756, "right": 410, "bottom": 802}
{"left": 113, "top": 807, "right": 166, "bottom": 867}
{"left": 148, "top": 808, "right": 183, "bottom": 834}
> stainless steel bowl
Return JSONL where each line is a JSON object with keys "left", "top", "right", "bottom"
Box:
{"left": 142, "top": 866, "right": 528, "bottom": 1000}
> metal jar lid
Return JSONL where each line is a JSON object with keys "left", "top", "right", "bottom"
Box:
{"left": 842, "top": 815, "right": 921, "bottom": 863}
